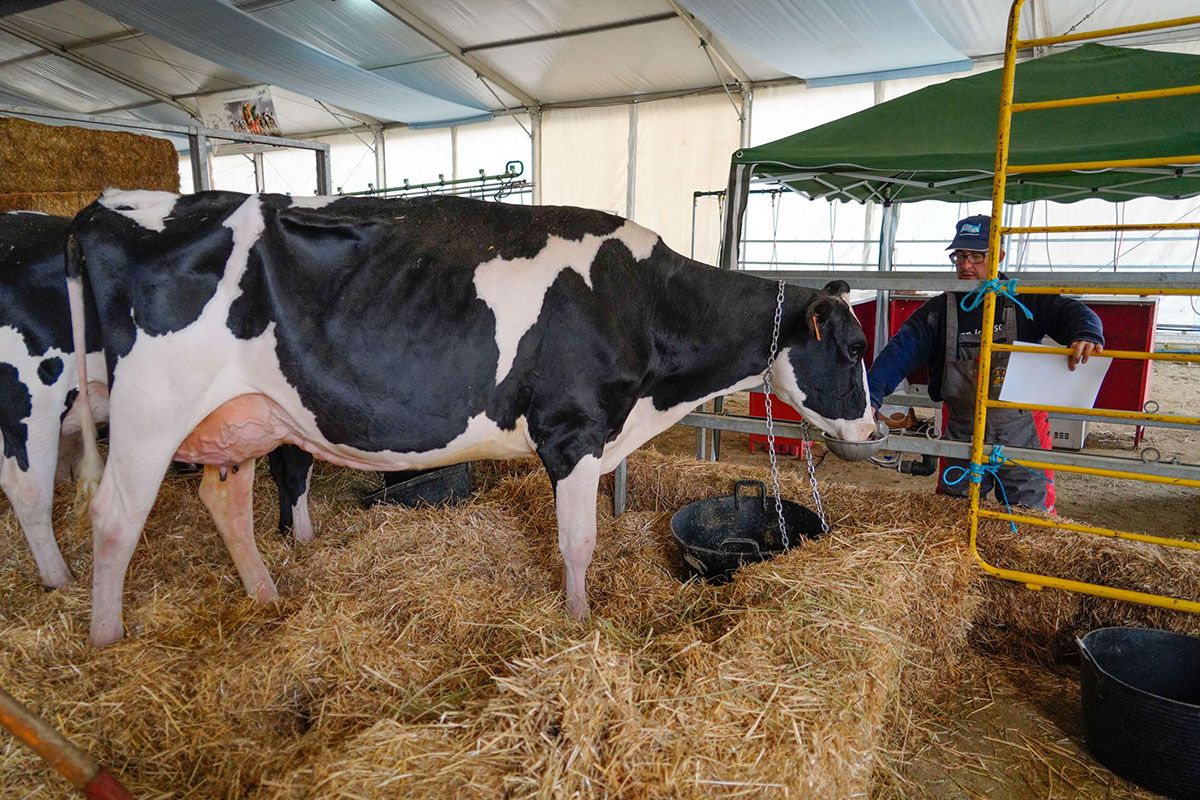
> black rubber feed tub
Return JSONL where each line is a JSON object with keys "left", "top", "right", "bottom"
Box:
{"left": 1079, "top": 627, "right": 1200, "bottom": 799}
{"left": 670, "top": 480, "right": 825, "bottom": 583}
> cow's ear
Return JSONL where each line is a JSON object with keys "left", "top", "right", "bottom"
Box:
{"left": 804, "top": 295, "right": 837, "bottom": 342}
{"left": 823, "top": 279, "right": 850, "bottom": 298}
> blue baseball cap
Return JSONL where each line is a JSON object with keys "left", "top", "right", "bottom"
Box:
{"left": 947, "top": 214, "right": 991, "bottom": 251}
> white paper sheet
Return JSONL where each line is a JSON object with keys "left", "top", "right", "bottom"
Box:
{"left": 998, "top": 341, "right": 1112, "bottom": 408}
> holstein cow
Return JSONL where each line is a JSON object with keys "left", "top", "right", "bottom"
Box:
{"left": 68, "top": 189, "right": 876, "bottom": 647}
{"left": 0, "top": 210, "right": 313, "bottom": 593}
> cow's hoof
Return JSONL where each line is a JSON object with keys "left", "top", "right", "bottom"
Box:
{"left": 89, "top": 626, "right": 124, "bottom": 649}
{"left": 40, "top": 573, "right": 73, "bottom": 592}
{"left": 250, "top": 582, "right": 280, "bottom": 604}
{"left": 291, "top": 520, "right": 315, "bottom": 544}
{"left": 566, "top": 596, "right": 590, "bottom": 622}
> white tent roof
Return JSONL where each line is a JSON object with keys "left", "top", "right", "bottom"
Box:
{"left": 1, "top": 0, "right": 1199, "bottom": 137}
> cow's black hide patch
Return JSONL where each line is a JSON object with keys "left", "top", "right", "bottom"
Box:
{"left": 60, "top": 387, "right": 78, "bottom": 424}
{"left": 70, "top": 192, "right": 243, "bottom": 387}
{"left": 0, "top": 362, "right": 32, "bottom": 470}
{"left": 37, "top": 356, "right": 62, "bottom": 386}
{"left": 0, "top": 213, "right": 84, "bottom": 357}
{"left": 70, "top": 191, "right": 871, "bottom": 485}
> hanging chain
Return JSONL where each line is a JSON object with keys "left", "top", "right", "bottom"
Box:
{"left": 801, "top": 421, "right": 829, "bottom": 534}
{"left": 761, "top": 280, "right": 791, "bottom": 548}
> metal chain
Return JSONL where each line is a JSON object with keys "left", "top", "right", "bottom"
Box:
{"left": 800, "top": 421, "right": 829, "bottom": 534}
{"left": 761, "top": 280, "right": 791, "bottom": 548}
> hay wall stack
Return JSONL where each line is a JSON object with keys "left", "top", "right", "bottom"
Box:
{"left": 0, "top": 116, "right": 180, "bottom": 216}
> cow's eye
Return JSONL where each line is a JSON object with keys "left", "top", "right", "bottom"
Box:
{"left": 848, "top": 343, "right": 866, "bottom": 361}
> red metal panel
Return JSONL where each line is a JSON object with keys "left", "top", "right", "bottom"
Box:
{"left": 1086, "top": 301, "right": 1156, "bottom": 412}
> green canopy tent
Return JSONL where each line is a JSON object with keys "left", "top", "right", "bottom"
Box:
{"left": 719, "top": 43, "right": 1200, "bottom": 272}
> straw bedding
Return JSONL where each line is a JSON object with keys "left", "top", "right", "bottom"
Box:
{"left": 0, "top": 449, "right": 1195, "bottom": 797}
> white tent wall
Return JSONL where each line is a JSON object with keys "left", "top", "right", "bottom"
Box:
{"left": 211, "top": 153, "right": 257, "bottom": 193}
{"left": 383, "top": 126, "right": 453, "bottom": 189}
{"left": 321, "top": 131, "right": 377, "bottom": 195}
{"left": 453, "top": 115, "right": 534, "bottom": 204}
{"left": 259, "top": 146, "right": 325, "bottom": 195}
{"left": 540, "top": 105, "right": 629, "bottom": 217}
{"left": 633, "top": 93, "right": 741, "bottom": 265}
{"left": 741, "top": 81, "right": 877, "bottom": 280}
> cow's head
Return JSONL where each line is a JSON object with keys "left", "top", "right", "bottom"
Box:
{"left": 770, "top": 280, "right": 876, "bottom": 443}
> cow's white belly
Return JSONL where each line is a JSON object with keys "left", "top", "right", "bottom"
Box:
{"left": 600, "top": 375, "right": 762, "bottom": 472}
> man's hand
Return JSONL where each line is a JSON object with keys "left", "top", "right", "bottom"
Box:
{"left": 1068, "top": 340, "right": 1102, "bottom": 371}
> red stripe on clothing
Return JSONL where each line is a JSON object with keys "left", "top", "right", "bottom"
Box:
{"left": 1033, "top": 410, "right": 1056, "bottom": 513}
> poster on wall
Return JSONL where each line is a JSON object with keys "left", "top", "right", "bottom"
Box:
{"left": 197, "top": 85, "right": 281, "bottom": 137}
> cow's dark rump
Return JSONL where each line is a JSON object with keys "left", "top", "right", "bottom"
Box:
{"left": 0, "top": 213, "right": 78, "bottom": 356}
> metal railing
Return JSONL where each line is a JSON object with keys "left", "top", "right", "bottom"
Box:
{"left": 965, "top": 1, "right": 1200, "bottom": 613}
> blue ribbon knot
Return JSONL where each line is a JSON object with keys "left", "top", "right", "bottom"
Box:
{"left": 943, "top": 444, "right": 1053, "bottom": 533}
{"left": 959, "top": 278, "right": 1033, "bottom": 320}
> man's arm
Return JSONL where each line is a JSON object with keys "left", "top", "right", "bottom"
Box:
{"left": 1035, "top": 296, "right": 1105, "bottom": 371}
{"left": 866, "top": 306, "right": 935, "bottom": 409}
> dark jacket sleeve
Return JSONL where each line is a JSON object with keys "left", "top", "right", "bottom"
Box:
{"left": 866, "top": 300, "right": 936, "bottom": 409}
{"left": 1033, "top": 295, "right": 1105, "bottom": 348}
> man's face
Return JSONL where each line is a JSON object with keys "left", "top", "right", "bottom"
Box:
{"left": 950, "top": 248, "right": 1003, "bottom": 280}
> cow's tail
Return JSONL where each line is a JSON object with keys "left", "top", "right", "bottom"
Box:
{"left": 66, "top": 233, "right": 103, "bottom": 510}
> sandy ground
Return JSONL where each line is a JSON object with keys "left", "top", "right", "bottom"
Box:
{"left": 646, "top": 360, "right": 1199, "bottom": 799}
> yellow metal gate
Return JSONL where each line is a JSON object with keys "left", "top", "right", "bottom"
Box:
{"left": 969, "top": 1, "right": 1200, "bottom": 612}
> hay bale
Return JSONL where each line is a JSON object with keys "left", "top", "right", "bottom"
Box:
{"left": 0, "top": 191, "right": 100, "bottom": 217}
{"left": 0, "top": 117, "right": 179, "bottom": 194}
{"left": 974, "top": 523, "right": 1200, "bottom": 663}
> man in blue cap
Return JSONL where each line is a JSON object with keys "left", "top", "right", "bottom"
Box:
{"left": 866, "top": 214, "right": 1105, "bottom": 512}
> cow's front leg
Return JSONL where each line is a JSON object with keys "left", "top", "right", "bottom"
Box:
{"left": 199, "top": 459, "right": 278, "bottom": 603}
{"left": 553, "top": 454, "right": 602, "bottom": 621}
{"left": 266, "top": 444, "right": 315, "bottom": 543}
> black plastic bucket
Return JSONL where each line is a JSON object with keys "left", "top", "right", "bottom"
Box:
{"left": 669, "top": 480, "right": 825, "bottom": 583}
{"left": 1079, "top": 626, "right": 1200, "bottom": 798}
{"left": 362, "top": 463, "right": 473, "bottom": 508}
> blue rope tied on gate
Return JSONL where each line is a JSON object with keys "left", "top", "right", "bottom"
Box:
{"left": 959, "top": 278, "right": 1033, "bottom": 320}
{"left": 943, "top": 444, "right": 1053, "bottom": 533}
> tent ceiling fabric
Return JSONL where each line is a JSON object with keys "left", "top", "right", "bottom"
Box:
{"left": 1, "top": 1, "right": 1200, "bottom": 136}
{"left": 735, "top": 44, "right": 1200, "bottom": 205}
{"left": 80, "top": 0, "right": 493, "bottom": 126}
{"left": 677, "top": 0, "right": 973, "bottom": 84}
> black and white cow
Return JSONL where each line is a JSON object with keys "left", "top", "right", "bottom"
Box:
{"left": 0, "top": 210, "right": 313, "bottom": 593}
{"left": 67, "top": 189, "right": 876, "bottom": 647}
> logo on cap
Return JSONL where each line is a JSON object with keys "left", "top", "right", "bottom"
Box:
{"left": 960, "top": 222, "right": 981, "bottom": 234}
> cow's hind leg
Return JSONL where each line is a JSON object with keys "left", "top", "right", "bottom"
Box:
{"left": 266, "top": 444, "right": 315, "bottom": 543}
{"left": 89, "top": 436, "right": 177, "bottom": 648}
{"left": 199, "top": 460, "right": 278, "bottom": 602}
{"left": 550, "top": 454, "right": 603, "bottom": 621}
{"left": 1, "top": 418, "right": 71, "bottom": 588}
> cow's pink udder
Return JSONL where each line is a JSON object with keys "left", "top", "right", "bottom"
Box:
{"left": 174, "top": 393, "right": 296, "bottom": 465}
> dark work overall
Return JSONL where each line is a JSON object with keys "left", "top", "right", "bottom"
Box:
{"left": 936, "top": 294, "right": 1056, "bottom": 512}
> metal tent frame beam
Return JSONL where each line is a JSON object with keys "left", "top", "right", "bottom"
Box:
{"left": 369, "top": 0, "right": 539, "bottom": 108}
